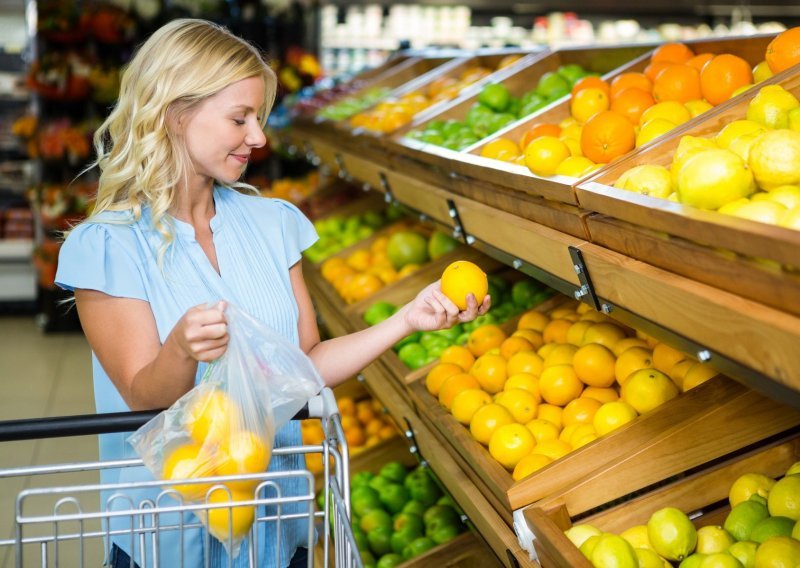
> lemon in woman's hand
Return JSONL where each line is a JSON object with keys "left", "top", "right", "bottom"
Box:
{"left": 440, "top": 261, "right": 488, "bottom": 311}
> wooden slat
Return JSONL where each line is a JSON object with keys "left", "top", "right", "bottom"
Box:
{"left": 580, "top": 242, "right": 800, "bottom": 394}
{"left": 382, "top": 168, "right": 458, "bottom": 227}
{"left": 525, "top": 507, "right": 591, "bottom": 568}
{"left": 586, "top": 214, "right": 800, "bottom": 316}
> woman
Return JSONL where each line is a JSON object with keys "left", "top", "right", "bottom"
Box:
{"left": 55, "top": 18, "right": 489, "bottom": 568}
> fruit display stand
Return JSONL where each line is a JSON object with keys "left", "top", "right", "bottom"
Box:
{"left": 523, "top": 431, "right": 800, "bottom": 567}
{"left": 576, "top": 65, "right": 800, "bottom": 317}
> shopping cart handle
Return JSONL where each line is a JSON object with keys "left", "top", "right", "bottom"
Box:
{"left": 0, "top": 404, "right": 310, "bottom": 442}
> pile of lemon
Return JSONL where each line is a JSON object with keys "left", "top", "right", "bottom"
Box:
{"left": 566, "top": 461, "right": 800, "bottom": 567}
{"left": 161, "top": 389, "right": 270, "bottom": 541}
{"left": 423, "top": 299, "right": 718, "bottom": 480}
{"left": 614, "top": 84, "right": 800, "bottom": 232}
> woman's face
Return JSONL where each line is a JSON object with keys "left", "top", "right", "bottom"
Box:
{"left": 181, "top": 76, "right": 267, "bottom": 186}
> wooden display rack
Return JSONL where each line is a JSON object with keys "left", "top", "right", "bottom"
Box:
{"left": 524, "top": 432, "right": 800, "bottom": 567}
{"left": 577, "top": 65, "right": 800, "bottom": 315}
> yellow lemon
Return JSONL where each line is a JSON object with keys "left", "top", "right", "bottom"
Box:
{"left": 524, "top": 136, "right": 571, "bottom": 177}
{"left": 615, "top": 164, "right": 673, "bottom": 199}
{"left": 489, "top": 423, "right": 536, "bottom": 470}
{"left": 752, "top": 60, "right": 773, "bottom": 83}
{"left": 530, "top": 439, "right": 572, "bottom": 461}
{"left": 450, "top": 388, "right": 493, "bottom": 425}
{"left": 748, "top": 129, "right": 800, "bottom": 190}
{"left": 746, "top": 85, "right": 800, "bottom": 129}
{"left": 677, "top": 149, "right": 756, "bottom": 210}
{"left": 640, "top": 101, "right": 692, "bottom": 127}
{"left": 555, "top": 156, "right": 596, "bottom": 178}
{"left": 684, "top": 99, "right": 713, "bottom": 118}
{"left": 469, "top": 403, "right": 514, "bottom": 445}
{"left": 512, "top": 454, "right": 553, "bottom": 481}
{"left": 715, "top": 120, "right": 767, "bottom": 149}
{"left": 593, "top": 401, "right": 638, "bottom": 436}
{"left": 526, "top": 417, "right": 561, "bottom": 444}
{"left": 636, "top": 119, "right": 677, "bottom": 148}
{"left": 495, "top": 388, "right": 539, "bottom": 423}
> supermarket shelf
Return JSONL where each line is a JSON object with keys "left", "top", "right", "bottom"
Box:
{"left": 0, "top": 238, "right": 32, "bottom": 260}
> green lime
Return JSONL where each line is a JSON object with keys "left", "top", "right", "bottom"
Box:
{"left": 368, "top": 475, "right": 394, "bottom": 493}
{"left": 428, "top": 231, "right": 460, "bottom": 260}
{"left": 393, "top": 332, "right": 422, "bottom": 352}
{"left": 352, "top": 471, "right": 376, "bottom": 488}
{"left": 724, "top": 500, "right": 769, "bottom": 541}
{"left": 430, "top": 523, "right": 462, "bottom": 545}
{"left": 397, "top": 343, "right": 428, "bottom": 369}
{"left": 393, "top": 512, "right": 424, "bottom": 534}
{"left": 376, "top": 553, "right": 404, "bottom": 568}
{"left": 423, "top": 505, "right": 460, "bottom": 532}
{"left": 360, "top": 549, "right": 376, "bottom": 568}
{"left": 679, "top": 554, "right": 708, "bottom": 568}
{"left": 478, "top": 83, "right": 511, "bottom": 112}
{"left": 406, "top": 474, "right": 442, "bottom": 507}
{"left": 536, "top": 71, "right": 570, "bottom": 100}
{"left": 648, "top": 507, "right": 698, "bottom": 561}
{"left": 402, "top": 500, "right": 427, "bottom": 517}
{"left": 726, "top": 541, "right": 756, "bottom": 568}
{"left": 511, "top": 280, "right": 540, "bottom": 308}
{"left": 379, "top": 462, "right": 407, "bottom": 484}
{"left": 794, "top": 519, "right": 800, "bottom": 539}
{"left": 749, "top": 516, "right": 795, "bottom": 543}
{"left": 360, "top": 509, "right": 392, "bottom": 534}
{"left": 367, "top": 525, "right": 393, "bottom": 557}
{"left": 351, "top": 486, "right": 382, "bottom": 517}
{"left": 390, "top": 529, "right": 420, "bottom": 555}
{"left": 465, "top": 103, "right": 494, "bottom": 126}
{"left": 364, "top": 302, "right": 398, "bottom": 326}
{"left": 378, "top": 483, "right": 411, "bottom": 514}
{"left": 420, "top": 333, "right": 449, "bottom": 352}
{"left": 557, "top": 64, "right": 588, "bottom": 85}
{"left": 353, "top": 525, "right": 370, "bottom": 552}
{"left": 402, "top": 536, "right": 437, "bottom": 560}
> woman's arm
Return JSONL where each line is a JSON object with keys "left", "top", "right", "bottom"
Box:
{"left": 290, "top": 262, "right": 489, "bottom": 387}
{"left": 75, "top": 289, "right": 229, "bottom": 410}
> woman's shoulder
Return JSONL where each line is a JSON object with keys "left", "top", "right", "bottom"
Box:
{"left": 219, "top": 187, "right": 305, "bottom": 219}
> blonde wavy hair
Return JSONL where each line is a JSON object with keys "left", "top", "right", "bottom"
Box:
{"left": 85, "top": 18, "right": 276, "bottom": 262}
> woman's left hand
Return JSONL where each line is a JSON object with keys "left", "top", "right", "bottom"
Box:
{"left": 401, "top": 280, "right": 491, "bottom": 332}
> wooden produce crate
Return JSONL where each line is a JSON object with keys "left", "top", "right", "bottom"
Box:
{"left": 524, "top": 432, "right": 800, "bottom": 567}
{"left": 387, "top": 43, "right": 655, "bottom": 206}
{"left": 407, "top": 352, "right": 800, "bottom": 519}
{"left": 451, "top": 34, "right": 775, "bottom": 209}
{"left": 576, "top": 65, "right": 800, "bottom": 316}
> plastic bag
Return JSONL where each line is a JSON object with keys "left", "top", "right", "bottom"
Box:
{"left": 129, "top": 303, "right": 323, "bottom": 557}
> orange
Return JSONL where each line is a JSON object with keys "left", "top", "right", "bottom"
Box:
{"left": 216, "top": 431, "right": 270, "bottom": 492}
{"left": 438, "top": 373, "right": 480, "bottom": 409}
{"left": 652, "top": 64, "right": 702, "bottom": 103}
{"left": 345, "top": 426, "right": 366, "bottom": 447}
{"left": 440, "top": 260, "right": 488, "bottom": 310}
{"left": 467, "top": 325, "right": 507, "bottom": 357}
{"left": 480, "top": 138, "right": 521, "bottom": 162}
{"left": 700, "top": 54, "right": 753, "bottom": 105}
{"left": 542, "top": 319, "right": 572, "bottom": 344}
{"left": 525, "top": 418, "right": 561, "bottom": 443}
{"left": 530, "top": 439, "right": 572, "bottom": 461}
{"left": 572, "top": 343, "right": 616, "bottom": 387}
{"left": 561, "top": 397, "right": 603, "bottom": 427}
{"left": 301, "top": 421, "right": 325, "bottom": 445}
{"left": 451, "top": 388, "right": 493, "bottom": 425}
{"left": 610, "top": 73, "right": 652, "bottom": 100}
{"left": 506, "top": 350, "right": 544, "bottom": 377}
{"left": 495, "top": 389, "right": 539, "bottom": 423}
{"left": 580, "top": 110, "right": 636, "bottom": 164}
{"left": 536, "top": 404, "right": 563, "bottom": 430}
{"left": 543, "top": 343, "right": 578, "bottom": 368}
{"left": 572, "top": 76, "right": 610, "bottom": 97}
{"left": 682, "top": 362, "right": 718, "bottom": 392}
{"left": 581, "top": 386, "right": 619, "bottom": 404}
{"left": 489, "top": 424, "right": 536, "bottom": 470}
{"left": 593, "top": 401, "right": 638, "bottom": 436}
{"left": 614, "top": 346, "right": 654, "bottom": 385}
{"left": 668, "top": 359, "right": 695, "bottom": 390}
{"left": 573, "top": 432, "right": 598, "bottom": 449}
{"left": 340, "top": 415, "right": 358, "bottom": 431}
{"left": 513, "top": 454, "right": 553, "bottom": 481}
{"left": 652, "top": 343, "right": 686, "bottom": 375}
{"left": 566, "top": 320, "right": 594, "bottom": 346}
{"left": 500, "top": 336, "right": 535, "bottom": 359}
{"left": 621, "top": 368, "right": 679, "bottom": 414}
{"left": 537, "top": 343, "right": 558, "bottom": 360}
{"left": 346, "top": 249, "right": 372, "bottom": 271}
{"left": 539, "top": 365, "right": 584, "bottom": 406}
{"left": 766, "top": 26, "right": 800, "bottom": 73}
{"left": 206, "top": 489, "right": 255, "bottom": 542}
{"left": 571, "top": 88, "right": 610, "bottom": 123}
{"left": 512, "top": 329, "right": 544, "bottom": 350}
{"left": 611, "top": 87, "right": 655, "bottom": 125}
{"left": 378, "top": 425, "right": 396, "bottom": 440}
{"left": 651, "top": 43, "right": 695, "bottom": 65}
{"left": 550, "top": 308, "right": 579, "bottom": 321}
{"left": 582, "top": 323, "right": 627, "bottom": 349}
{"left": 337, "top": 396, "right": 356, "bottom": 416}
{"left": 520, "top": 123, "right": 562, "bottom": 152}
{"left": 611, "top": 338, "right": 649, "bottom": 357}
{"left": 163, "top": 442, "right": 217, "bottom": 501}
{"left": 365, "top": 418, "right": 384, "bottom": 437}
{"left": 517, "top": 310, "right": 550, "bottom": 332}
{"left": 426, "top": 363, "right": 465, "bottom": 396}
{"left": 470, "top": 403, "right": 514, "bottom": 445}
{"left": 320, "top": 257, "right": 348, "bottom": 281}
{"left": 356, "top": 400, "right": 376, "bottom": 424}
{"left": 187, "top": 390, "right": 240, "bottom": 446}
{"left": 524, "top": 136, "right": 571, "bottom": 177}
{"left": 565, "top": 423, "right": 597, "bottom": 446}
{"left": 370, "top": 236, "right": 389, "bottom": 254}
{"left": 643, "top": 61, "right": 672, "bottom": 82}
{"left": 504, "top": 373, "right": 542, "bottom": 401}
{"left": 471, "top": 353, "right": 508, "bottom": 393}
{"left": 686, "top": 52, "right": 715, "bottom": 71}
{"left": 439, "top": 345, "right": 476, "bottom": 371}
{"left": 345, "top": 273, "right": 384, "bottom": 303}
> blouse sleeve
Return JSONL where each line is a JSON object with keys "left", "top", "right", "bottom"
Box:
{"left": 55, "top": 222, "right": 148, "bottom": 301}
{"left": 277, "top": 200, "right": 318, "bottom": 268}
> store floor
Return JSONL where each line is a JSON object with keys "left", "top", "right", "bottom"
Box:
{"left": 0, "top": 316, "right": 102, "bottom": 567}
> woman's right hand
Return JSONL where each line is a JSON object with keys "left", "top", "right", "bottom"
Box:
{"left": 172, "top": 301, "right": 229, "bottom": 362}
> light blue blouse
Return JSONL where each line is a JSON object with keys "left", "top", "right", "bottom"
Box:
{"left": 55, "top": 186, "right": 319, "bottom": 567}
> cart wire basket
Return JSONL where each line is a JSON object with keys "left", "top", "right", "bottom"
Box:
{"left": 0, "top": 387, "right": 363, "bottom": 568}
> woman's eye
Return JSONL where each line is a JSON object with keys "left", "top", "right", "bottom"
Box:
{"left": 233, "top": 119, "right": 245, "bottom": 125}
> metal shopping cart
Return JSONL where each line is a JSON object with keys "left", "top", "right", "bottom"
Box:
{"left": 0, "top": 387, "right": 362, "bottom": 568}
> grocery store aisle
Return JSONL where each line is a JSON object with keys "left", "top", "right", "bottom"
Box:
{"left": 0, "top": 316, "right": 100, "bottom": 567}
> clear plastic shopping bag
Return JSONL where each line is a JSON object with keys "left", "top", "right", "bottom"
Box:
{"left": 129, "top": 303, "right": 323, "bottom": 556}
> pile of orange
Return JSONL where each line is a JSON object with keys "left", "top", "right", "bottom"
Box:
{"left": 423, "top": 300, "right": 719, "bottom": 480}
{"left": 350, "top": 64, "right": 495, "bottom": 133}
{"left": 302, "top": 396, "right": 397, "bottom": 472}
{"left": 484, "top": 40, "right": 781, "bottom": 180}
{"left": 319, "top": 225, "right": 425, "bottom": 304}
